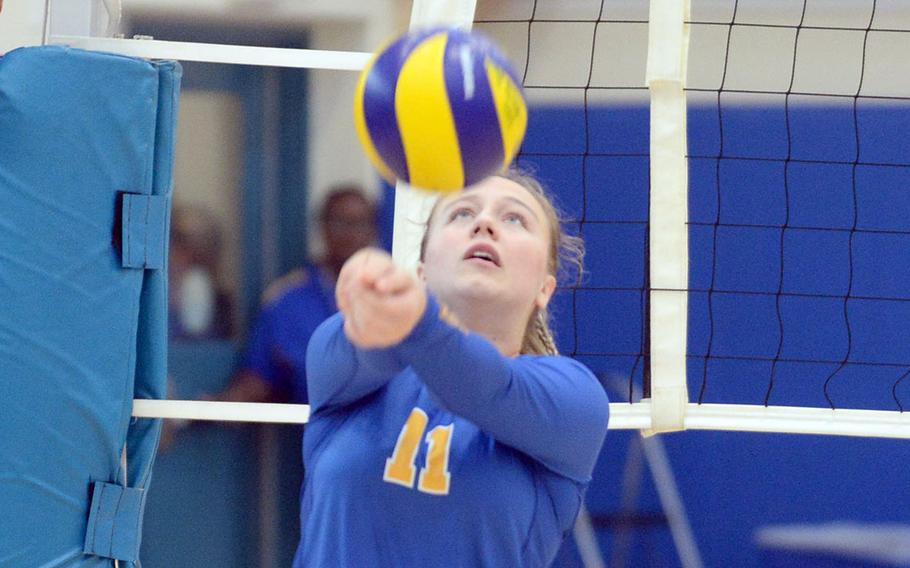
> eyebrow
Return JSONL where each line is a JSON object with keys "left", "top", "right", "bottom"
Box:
{"left": 440, "top": 193, "right": 540, "bottom": 222}
{"left": 440, "top": 194, "right": 481, "bottom": 218}
{"left": 503, "top": 195, "right": 540, "bottom": 221}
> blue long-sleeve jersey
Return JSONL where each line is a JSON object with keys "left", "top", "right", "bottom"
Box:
{"left": 295, "top": 296, "right": 610, "bottom": 568}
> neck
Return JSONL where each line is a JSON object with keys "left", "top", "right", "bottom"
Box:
{"left": 443, "top": 296, "right": 528, "bottom": 357}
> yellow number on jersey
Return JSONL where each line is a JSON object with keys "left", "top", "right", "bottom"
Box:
{"left": 383, "top": 408, "right": 454, "bottom": 495}
{"left": 418, "top": 423, "right": 454, "bottom": 494}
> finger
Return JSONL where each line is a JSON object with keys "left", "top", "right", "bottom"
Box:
{"left": 374, "top": 268, "right": 415, "bottom": 295}
{"left": 337, "top": 267, "right": 360, "bottom": 311}
{"left": 336, "top": 284, "right": 351, "bottom": 314}
{"left": 336, "top": 261, "right": 358, "bottom": 306}
{"left": 338, "top": 247, "right": 378, "bottom": 292}
{"left": 358, "top": 250, "right": 396, "bottom": 287}
{"left": 350, "top": 284, "right": 384, "bottom": 317}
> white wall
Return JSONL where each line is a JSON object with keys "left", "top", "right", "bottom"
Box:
{"left": 0, "top": 0, "right": 45, "bottom": 52}
{"left": 306, "top": 16, "right": 400, "bottom": 213}
{"left": 171, "top": 91, "right": 244, "bottom": 295}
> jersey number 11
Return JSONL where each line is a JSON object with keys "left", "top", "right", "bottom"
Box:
{"left": 383, "top": 407, "right": 454, "bottom": 495}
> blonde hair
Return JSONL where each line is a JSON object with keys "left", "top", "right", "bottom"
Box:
{"left": 419, "top": 168, "right": 585, "bottom": 356}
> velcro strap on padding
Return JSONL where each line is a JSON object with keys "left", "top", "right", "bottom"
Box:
{"left": 83, "top": 481, "right": 147, "bottom": 562}
{"left": 121, "top": 193, "right": 168, "bottom": 269}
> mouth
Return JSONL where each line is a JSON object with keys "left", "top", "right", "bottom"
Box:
{"left": 463, "top": 244, "right": 500, "bottom": 267}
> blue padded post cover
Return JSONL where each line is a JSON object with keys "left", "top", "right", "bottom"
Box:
{"left": 0, "top": 46, "right": 181, "bottom": 567}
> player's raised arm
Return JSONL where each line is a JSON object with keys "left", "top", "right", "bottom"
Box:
{"left": 306, "top": 248, "right": 423, "bottom": 412}
{"left": 396, "top": 294, "right": 609, "bottom": 481}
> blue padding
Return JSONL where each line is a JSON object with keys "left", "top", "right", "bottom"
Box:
{"left": 127, "top": 59, "right": 182, "bottom": 492}
{"left": 122, "top": 193, "right": 169, "bottom": 269}
{"left": 83, "top": 482, "right": 147, "bottom": 562}
{"left": 0, "top": 45, "right": 180, "bottom": 567}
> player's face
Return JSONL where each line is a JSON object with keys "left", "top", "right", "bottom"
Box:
{"left": 422, "top": 176, "right": 556, "bottom": 315}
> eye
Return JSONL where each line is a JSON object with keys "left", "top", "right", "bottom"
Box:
{"left": 503, "top": 211, "right": 527, "bottom": 227}
{"left": 449, "top": 207, "right": 475, "bottom": 222}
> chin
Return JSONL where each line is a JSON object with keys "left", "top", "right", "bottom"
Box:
{"left": 434, "top": 276, "right": 502, "bottom": 305}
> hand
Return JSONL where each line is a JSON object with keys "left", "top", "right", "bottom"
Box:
{"left": 336, "top": 248, "right": 427, "bottom": 349}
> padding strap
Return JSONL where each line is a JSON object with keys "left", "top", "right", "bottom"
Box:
{"left": 83, "top": 481, "right": 147, "bottom": 562}
{"left": 121, "top": 193, "right": 169, "bottom": 270}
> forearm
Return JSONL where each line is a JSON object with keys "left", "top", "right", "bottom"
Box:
{"left": 393, "top": 295, "right": 609, "bottom": 480}
{"left": 395, "top": 296, "right": 510, "bottom": 413}
{"left": 306, "top": 313, "right": 405, "bottom": 412}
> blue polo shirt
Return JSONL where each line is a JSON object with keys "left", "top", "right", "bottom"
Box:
{"left": 243, "top": 265, "right": 336, "bottom": 404}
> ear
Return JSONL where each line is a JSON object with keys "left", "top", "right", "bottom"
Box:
{"left": 535, "top": 274, "right": 557, "bottom": 311}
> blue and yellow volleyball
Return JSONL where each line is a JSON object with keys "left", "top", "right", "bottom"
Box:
{"left": 354, "top": 26, "right": 528, "bottom": 192}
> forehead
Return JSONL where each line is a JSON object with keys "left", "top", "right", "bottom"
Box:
{"left": 437, "top": 176, "right": 546, "bottom": 218}
{"left": 324, "top": 193, "right": 372, "bottom": 218}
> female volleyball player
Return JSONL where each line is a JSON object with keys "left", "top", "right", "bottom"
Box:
{"left": 295, "top": 171, "right": 610, "bottom": 567}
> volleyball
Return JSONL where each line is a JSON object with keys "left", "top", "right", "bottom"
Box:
{"left": 353, "top": 26, "right": 528, "bottom": 193}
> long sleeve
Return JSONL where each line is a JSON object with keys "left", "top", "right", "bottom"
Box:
{"left": 395, "top": 296, "right": 610, "bottom": 482}
{"left": 306, "top": 312, "right": 406, "bottom": 413}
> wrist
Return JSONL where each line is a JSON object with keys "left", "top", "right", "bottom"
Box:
{"left": 401, "top": 292, "right": 439, "bottom": 347}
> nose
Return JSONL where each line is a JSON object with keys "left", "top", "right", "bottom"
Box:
{"left": 472, "top": 211, "right": 497, "bottom": 238}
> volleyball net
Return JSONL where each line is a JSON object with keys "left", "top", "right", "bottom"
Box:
{"left": 478, "top": 0, "right": 910, "bottom": 437}
{"left": 46, "top": 0, "right": 910, "bottom": 438}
